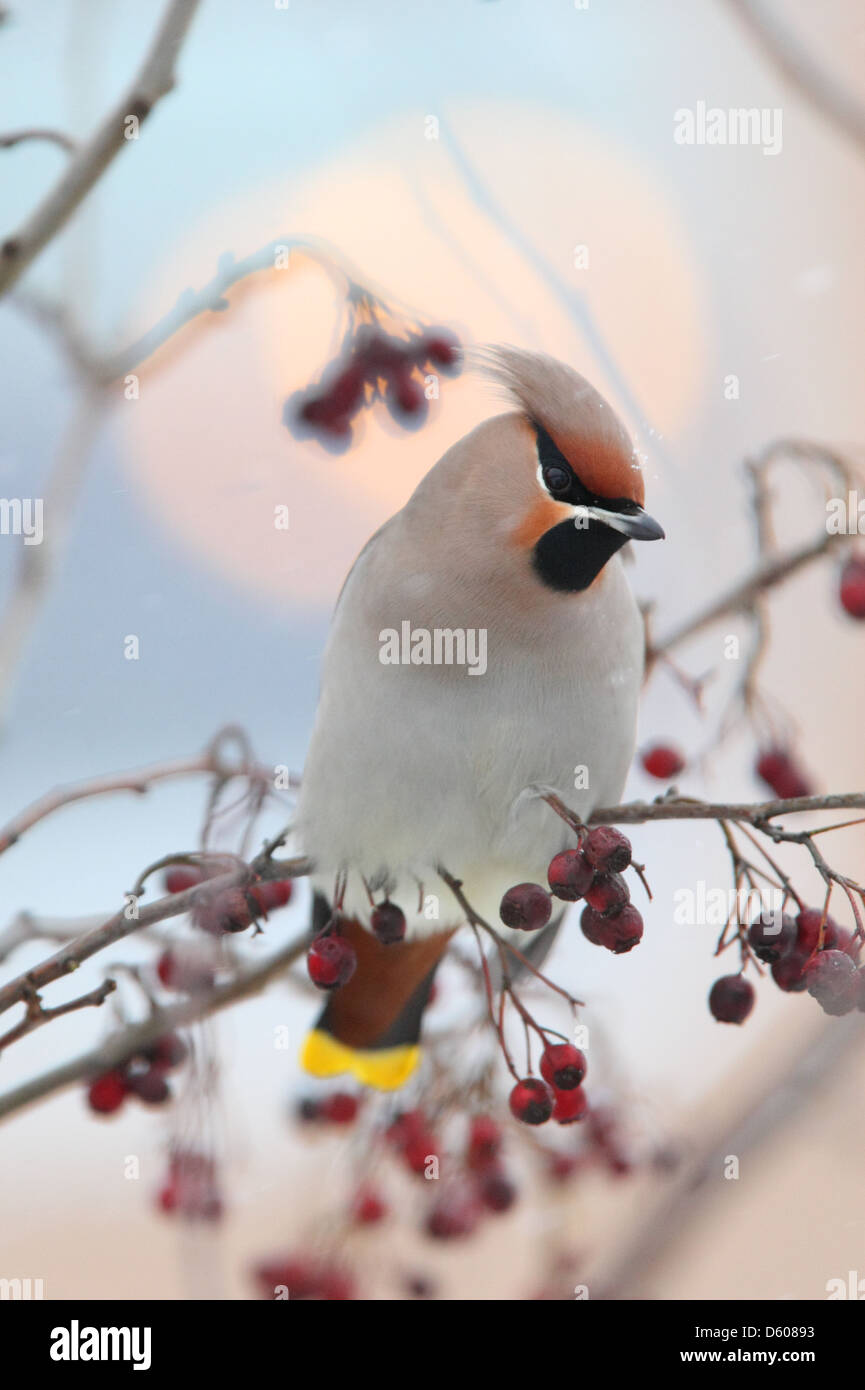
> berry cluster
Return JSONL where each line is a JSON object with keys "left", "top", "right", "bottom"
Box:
{"left": 157, "top": 1150, "right": 222, "bottom": 1221}
{"left": 306, "top": 899, "right": 408, "bottom": 988}
{"left": 508, "top": 1042, "right": 589, "bottom": 1130}
{"left": 501, "top": 826, "right": 644, "bottom": 957}
{"left": 164, "top": 864, "right": 294, "bottom": 937}
{"left": 86, "top": 1033, "right": 187, "bottom": 1115}
{"left": 709, "top": 905, "right": 865, "bottom": 1024}
{"left": 285, "top": 325, "right": 460, "bottom": 450}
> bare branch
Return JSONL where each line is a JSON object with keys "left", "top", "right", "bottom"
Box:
{"left": 0, "top": 933, "right": 307, "bottom": 1124}
{"left": 726, "top": 0, "right": 865, "bottom": 157}
{"left": 590, "top": 792, "right": 865, "bottom": 826}
{"left": 0, "top": 128, "right": 77, "bottom": 154}
{"left": 0, "top": 978, "right": 116, "bottom": 1051}
{"left": 0, "top": 0, "right": 201, "bottom": 296}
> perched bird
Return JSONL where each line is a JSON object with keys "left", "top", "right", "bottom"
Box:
{"left": 297, "top": 346, "right": 663, "bottom": 1088}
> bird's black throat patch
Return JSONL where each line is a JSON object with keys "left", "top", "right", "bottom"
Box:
{"left": 532, "top": 517, "right": 628, "bottom": 593}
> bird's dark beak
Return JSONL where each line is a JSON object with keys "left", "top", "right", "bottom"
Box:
{"left": 575, "top": 504, "right": 665, "bottom": 541}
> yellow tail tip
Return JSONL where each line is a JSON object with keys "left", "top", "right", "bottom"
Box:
{"left": 301, "top": 1029, "right": 420, "bottom": 1091}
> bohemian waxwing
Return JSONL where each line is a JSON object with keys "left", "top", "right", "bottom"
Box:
{"left": 298, "top": 345, "right": 663, "bottom": 1088}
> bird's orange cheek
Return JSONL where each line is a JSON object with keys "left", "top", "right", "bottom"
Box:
{"left": 510, "top": 496, "right": 572, "bottom": 551}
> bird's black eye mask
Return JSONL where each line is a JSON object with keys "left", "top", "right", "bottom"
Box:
{"left": 534, "top": 421, "right": 640, "bottom": 517}
{"left": 531, "top": 421, "right": 656, "bottom": 592}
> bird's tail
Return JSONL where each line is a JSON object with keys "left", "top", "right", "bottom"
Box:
{"left": 301, "top": 898, "right": 454, "bottom": 1090}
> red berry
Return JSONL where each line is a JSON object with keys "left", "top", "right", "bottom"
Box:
{"left": 164, "top": 865, "right": 205, "bottom": 894}
{"left": 425, "top": 1192, "right": 478, "bottom": 1240}
{"left": 250, "top": 880, "right": 293, "bottom": 914}
{"left": 421, "top": 329, "right": 460, "bottom": 372}
{"left": 392, "top": 370, "right": 425, "bottom": 416}
{"left": 552, "top": 1087, "right": 588, "bottom": 1124}
{"left": 478, "top": 1172, "right": 517, "bottom": 1213}
{"left": 585, "top": 872, "right": 630, "bottom": 915}
{"left": 327, "top": 363, "right": 365, "bottom": 417}
{"left": 403, "top": 1133, "right": 439, "bottom": 1176}
{"left": 193, "top": 886, "right": 257, "bottom": 936}
{"left": 582, "top": 826, "right": 632, "bottom": 873}
{"left": 545, "top": 1152, "right": 583, "bottom": 1184}
{"left": 547, "top": 849, "right": 594, "bottom": 902}
{"left": 747, "top": 912, "right": 797, "bottom": 963}
{"left": 128, "top": 1068, "right": 172, "bottom": 1105}
{"left": 540, "top": 1043, "right": 587, "bottom": 1091}
{"left": 771, "top": 955, "right": 809, "bottom": 992}
{"left": 708, "top": 974, "right": 755, "bottom": 1024}
{"left": 839, "top": 556, "right": 865, "bottom": 618}
{"left": 508, "top": 1077, "right": 554, "bottom": 1126}
{"left": 352, "top": 1187, "right": 387, "bottom": 1225}
{"left": 795, "top": 907, "right": 834, "bottom": 956}
{"left": 156, "top": 948, "right": 216, "bottom": 993}
{"left": 87, "top": 1070, "right": 128, "bottom": 1115}
{"left": 641, "top": 744, "right": 685, "bottom": 779}
{"left": 467, "top": 1115, "right": 502, "bottom": 1169}
{"left": 370, "top": 900, "right": 406, "bottom": 944}
{"left": 499, "top": 882, "right": 552, "bottom": 931}
{"left": 803, "top": 949, "right": 859, "bottom": 1015}
{"left": 581, "top": 903, "right": 643, "bottom": 953}
{"left": 320, "top": 1092, "right": 360, "bottom": 1124}
{"left": 755, "top": 747, "right": 813, "bottom": 799}
{"left": 143, "top": 1032, "right": 188, "bottom": 1070}
{"left": 307, "top": 935, "right": 357, "bottom": 990}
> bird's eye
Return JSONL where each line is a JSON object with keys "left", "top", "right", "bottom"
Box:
{"left": 543, "top": 465, "right": 570, "bottom": 494}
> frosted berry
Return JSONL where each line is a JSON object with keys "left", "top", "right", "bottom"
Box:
{"left": 641, "top": 744, "right": 685, "bottom": 780}
{"left": 87, "top": 1070, "right": 128, "bottom": 1115}
{"left": 307, "top": 935, "right": 357, "bottom": 990}
{"left": 156, "top": 948, "right": 216, "bottom": 993}
{"left": 585, "top": 872, "right": 630, "bottom": 916}
{"left": 839, "top": 555, "right": 865, "bottom": 618}
{"left": 552, "top": 1087, "right": 589, "bottom": 1124}
{"left": 583, "top": 826, "right": 632, "bottom": 873}
{"left": 508, "top": 1077, "right": 554, "bottom": 1125}
{"left": 803, "top": 949, "right": 859, "bottom": 1015}
{"left": 540, "top": 1043, "right": 587, "bottom": 1091}
{"left": 747, "top": 912, "right": 797, "bottom": 963}
{"left": 143, "top": 1033, "right": 188, "bottom": 1070}
{"left": 547, "top": 849, "right": 594, "bottom": 902}
{"left": 499, "top": 883, "right": 552, "bottom": 931}
{"left": 580, "top": 903, "right": 643, "bottom": 953}
{"left": 193, "top": 886, "right": 257, "bottom": 936}
{"left": 164, "top": 865, "right": 205, "bottom": 894}
{"left": 128, "top": 1068, "right": 171, "bottom": 1105}
{"left": 771, "top": 955, "right": 809, "bottom": 992}
{"left": 370, "top": 900, "right": 407, "bottom": 944}
{"left": 708, "top": 974, "right": 755, "bottom": 1024}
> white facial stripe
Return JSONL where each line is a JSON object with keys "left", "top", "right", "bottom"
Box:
{"left": 571, "top": 504, "right": 632, "bottom": 536}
